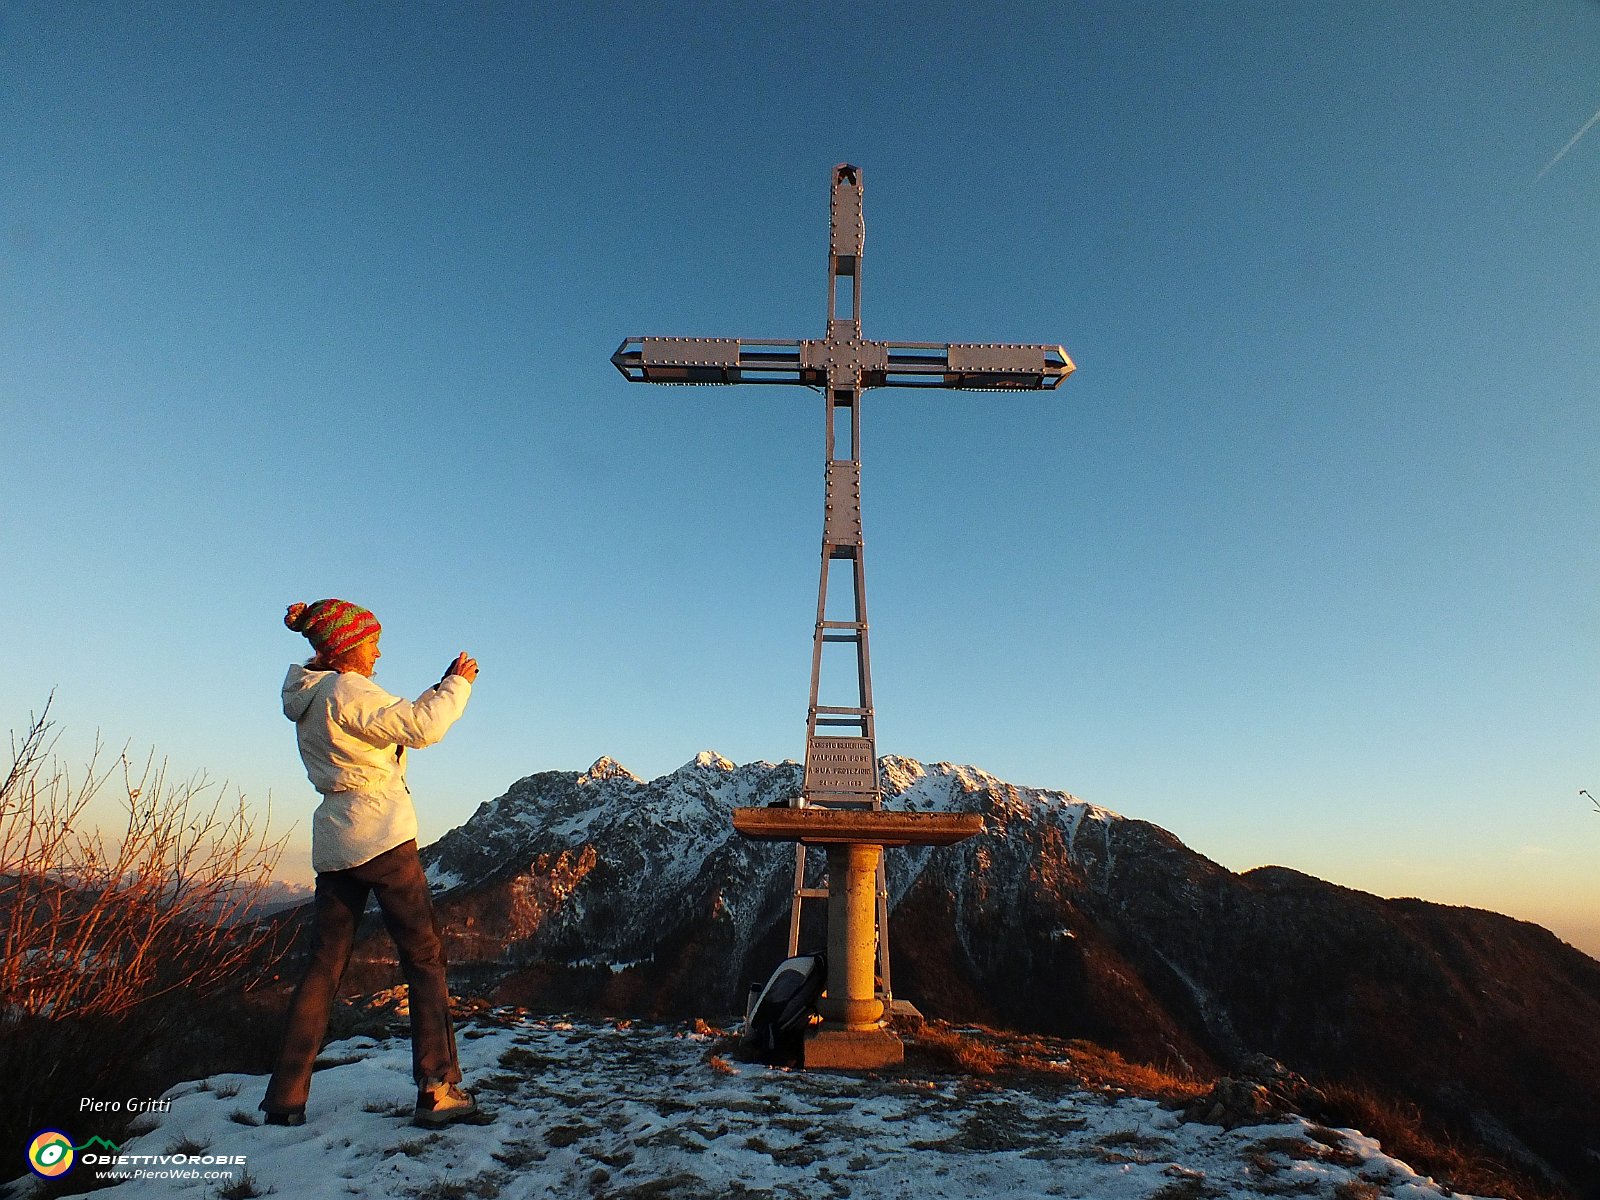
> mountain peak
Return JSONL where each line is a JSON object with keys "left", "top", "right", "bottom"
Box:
{"left": 683, "top": 750, "right": 736, "bottom": 773}
{"left": 579, "top": 756, "right": 642, "bottom": 785}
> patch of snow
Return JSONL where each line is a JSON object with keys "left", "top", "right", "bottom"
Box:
{"left": 13, "top": 1015, "right": 1494, "bottom": 1200}
{"left": 571, "top": 956, "right": 656, "bottom": 974}
{"left": 422, "top": 863, "right": 461, "bottom": 891}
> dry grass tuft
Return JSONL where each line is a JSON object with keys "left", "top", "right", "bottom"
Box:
{"left": 165, "top": 1133, "right": 211, "bottom": 1157}
{"left": 216, "top": 1169, "right": 272, "bottom": 1199}
{"left": 1066, "top": 1042, "right": 1211, "bottom": 1104}
{"left": 898, "top": 1016, "right": 1210, "bottom": 1104}
{"left": 1150, "top": 1176, "right": 1220, "bottom": 1200}
{"left": 903, "top": 1020, "right": 1006, "bottom": 1076}
{"left": 1316, "top": 1080, "right": 1565, "bottom": 1200}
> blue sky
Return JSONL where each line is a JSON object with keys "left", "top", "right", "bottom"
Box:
{"left": 3, "top": 2, "right": 1597, "bottom": 953}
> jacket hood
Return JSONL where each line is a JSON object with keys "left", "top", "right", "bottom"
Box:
{"left": 282, "top": 664, "right": 334, "bottom": 722}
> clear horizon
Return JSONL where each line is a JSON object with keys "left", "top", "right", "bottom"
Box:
{"left": 3, "top": 3, "right": 1596, "bottom": 958}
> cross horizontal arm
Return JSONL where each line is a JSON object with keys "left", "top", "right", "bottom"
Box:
{"left": 613, "top": 337, "right": 1074, "bottom": 391}
{"left": 611, "top": 337, "right": 814, "bottom": 386}
{"left": 874, "top": 342, "right": 1074, "bottom": 391}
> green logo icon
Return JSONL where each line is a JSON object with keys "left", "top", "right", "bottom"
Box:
{"left": 27, "top": 1131, "right": 75, "bottom": 1179}
{"left": 25, "top": 1133, "right": 122, "bottom": 1179}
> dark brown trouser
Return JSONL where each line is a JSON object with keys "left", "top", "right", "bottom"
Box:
{"left": 261, "top": 839, "right": 460, "bottom": 1115}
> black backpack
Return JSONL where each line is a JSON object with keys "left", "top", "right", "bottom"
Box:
{"left": 741, "top": 952, "right": 826, "bottom": 1065}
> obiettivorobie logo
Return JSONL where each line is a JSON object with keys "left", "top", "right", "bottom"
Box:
{"left": 26, "top": 1132, "right": 246, "bottom": 1181}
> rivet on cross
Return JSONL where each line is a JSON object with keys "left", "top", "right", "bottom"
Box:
{"left": 613, "top": 163, "right": 1073, "bottom": 1009}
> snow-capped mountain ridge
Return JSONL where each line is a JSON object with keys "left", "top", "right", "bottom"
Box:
{"left": 426, "top": 750, "right": 1124, "bottom": 899}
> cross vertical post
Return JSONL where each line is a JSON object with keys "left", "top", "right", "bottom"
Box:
{"left": 792, "top": 166, "right": 890, "bottom": 1000}
{"left": 612, "top": 163, "right": 1073, "bottom": 1021}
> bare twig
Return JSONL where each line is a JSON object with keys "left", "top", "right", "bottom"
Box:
{"left": 1, "top": 704, "right": 288, "bottom": 1024}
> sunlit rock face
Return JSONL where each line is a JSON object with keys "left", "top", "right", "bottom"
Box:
{"left": 414, "top": 754, "right": 802, "bottom": 1012}
{"left": 284, "top": 753, "right": 1600, "bottom": 1196}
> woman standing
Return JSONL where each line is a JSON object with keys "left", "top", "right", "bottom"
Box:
{"left": 261, "top": 598, "right": 483, "bottom": 1129}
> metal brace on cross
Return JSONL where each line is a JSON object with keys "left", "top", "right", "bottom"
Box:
{"left": 612, "top": 163, "right": 1073, "bottom": 1001}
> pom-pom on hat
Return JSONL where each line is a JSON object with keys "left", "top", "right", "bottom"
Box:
{"left": 285, "top": 599, "right": 381, "bottom": 659}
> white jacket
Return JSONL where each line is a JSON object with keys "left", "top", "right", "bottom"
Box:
{"left": 281, "top": 664, "right": 472, "bottom": 872}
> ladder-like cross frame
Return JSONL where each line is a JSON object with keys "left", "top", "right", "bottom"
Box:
{"left": 613, "top": 163, "right": 1073, "bottom": 1005}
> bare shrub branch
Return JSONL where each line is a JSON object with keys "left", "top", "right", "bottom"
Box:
{"left": 1, "top": 701, "right": 290, "bottom": 1026}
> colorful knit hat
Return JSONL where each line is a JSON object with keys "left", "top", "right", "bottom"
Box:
{"left": 284, "top": 599, "right": 381, "bottom": 659}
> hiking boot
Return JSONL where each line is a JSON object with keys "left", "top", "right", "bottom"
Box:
{"left": 412, "top": 1082, "right": 478, "bottom": 1128}
{"left": 262, "top": 1108, "right": 305, "bottom": 1127}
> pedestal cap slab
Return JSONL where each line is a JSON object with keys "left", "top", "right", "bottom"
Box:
{"left": 731, "top": 807, "right": 984, "bottom": 847}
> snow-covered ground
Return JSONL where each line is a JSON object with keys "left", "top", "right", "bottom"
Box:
{"left": 11, "top": 1014, "right": 1487, "bottom": 1200}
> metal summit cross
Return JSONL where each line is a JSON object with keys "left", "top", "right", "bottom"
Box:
{"left": 612, "top": 163, "right": 1073, "bottom": 1010}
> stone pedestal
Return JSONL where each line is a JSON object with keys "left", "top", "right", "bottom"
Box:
{"left": 820, "top": 842, "right": 884, "bottom": 1027}
{"left": 731, "top": 807, "right": 984, "bottom": 1070}
{"left": 809, "top": 842, "right": 900, "bottom": 1067}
